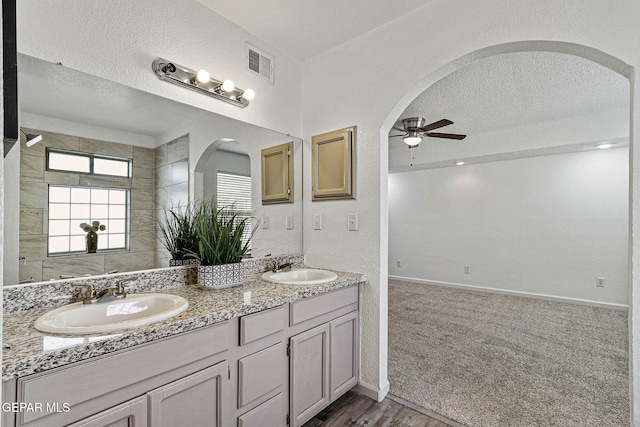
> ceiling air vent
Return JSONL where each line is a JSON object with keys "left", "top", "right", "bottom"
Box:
{"left": 246, "top": 43, "right": 274, "bottom": 83}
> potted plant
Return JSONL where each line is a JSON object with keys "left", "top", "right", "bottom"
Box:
{"left": 79, "top": 221, "right": 106, "bottom": 253}
{"left": 192, "top": 201, "right": 257, "bottom": 289}
{"left": 157, "top": 205, "right": 200, "bottom": 266}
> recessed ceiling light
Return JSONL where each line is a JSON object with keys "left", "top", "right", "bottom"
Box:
{"left": 595, "top": 141, "right": 616, "bottom": 149}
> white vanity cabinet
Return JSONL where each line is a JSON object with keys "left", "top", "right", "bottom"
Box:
{"left": 233, "top": 305, "right": 289, "bottom": 427}
{"left": 3, "top": 282, "right": 361, "bottom": 427}
{"left": 2, "top": 321, "right": 230, "bottom": 427}
{"left": 288, "top": 286, "right": 359, "bottom": 427}
{"left": 68, "top": 362, "right": 228, "bottom": 427}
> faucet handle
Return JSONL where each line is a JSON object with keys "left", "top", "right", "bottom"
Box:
{"left": 71, "top": 282, "right": 96, "bottom": 299}
{"left": 116, "top": 276, "right": 138, "bottom": 293}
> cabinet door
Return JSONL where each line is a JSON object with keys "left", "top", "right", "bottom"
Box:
{"left": 289, "top": 323, "right": 330, "bottom": 427}
{"left": 330, "top": 311, "right": 359, "bottom": 401}
{"left": 148, "top": 362, "right": 227, "bottom": 427}
{"left": 67, "top": 396, "right": 147, "bottom": 427}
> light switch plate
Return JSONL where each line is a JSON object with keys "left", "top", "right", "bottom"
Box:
{"left": 348, "top": 213, "right": 358, "bottom": 231}
{"left": 313, "top": 213, "right": 322, "bottom": 230}
{"left": 286, "top": 215, "right": 294, "bottom": 230}
{"left": 262, "top": 216, "right": 269, "bottom": 229}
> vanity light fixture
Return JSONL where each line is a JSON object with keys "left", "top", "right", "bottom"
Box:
{"left": 20, "top": 128, "right": 43, "bottom": 147}
{"left": 595, "top": 141, "right": 616, "bottom": 149}
{"left": 152, "top": 58, "right": 255, "bottom": 108}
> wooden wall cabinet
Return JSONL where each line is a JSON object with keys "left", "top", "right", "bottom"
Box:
{"left": 261, "top": 142, "right": 294, "bottom": 204}
{"left": 311, "top": 126, "right": 356, "bottom": 201}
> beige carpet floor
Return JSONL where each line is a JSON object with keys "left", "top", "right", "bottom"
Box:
{"left": 388, "top": 279, "right": 629, "bottom": 427}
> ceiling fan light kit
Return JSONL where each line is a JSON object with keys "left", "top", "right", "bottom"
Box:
{"left": 391, "top": 117, "right": 467, "bottom": 148}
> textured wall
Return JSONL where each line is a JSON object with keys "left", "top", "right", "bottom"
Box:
{"left": 17, "top": 128, "right": 156, "bottom": 282}
{"left": 389, "top": 147, "right": 629, "bottom": 306}
{"left": 302, "top": 0, "right": 640, "bottom": 413}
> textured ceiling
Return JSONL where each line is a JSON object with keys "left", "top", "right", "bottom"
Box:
{"left": 396, "top": 51, "right": 629, "bottom": 137}
{"left": 195, "top": 0, "right": 433, "bottom": 61}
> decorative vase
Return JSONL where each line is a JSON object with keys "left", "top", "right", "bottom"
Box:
{"left": 169, "top": 258, "right": 200, "bottom": 267}
{"left": 197, "top": 262, "right": 244, "bottom": 290}
{"left": 86, "top": 231, "right": 98, "bottom": 253}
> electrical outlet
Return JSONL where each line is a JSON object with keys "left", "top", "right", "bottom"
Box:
{"left": 313, "top": 213, "right": 322, "bottom": 230}
{"left": 597, "top": 277, "right": 605, "bottom": 287}
{"left": 286, "top": 215, "right": 293, "bottom": 230}
{"left": 348, "top": 213, "right": 358, "bottom": 231}
{"left": 262, "top": 216, "right": 269, "bottom": 229}
{"left": 464, "top": 266, "right": 470, "bottom": 274}
{"left": 397, "top": 260, "right": 401, "bottom": 267}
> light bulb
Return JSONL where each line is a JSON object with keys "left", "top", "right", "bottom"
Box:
{"left": 195, "top": 69, "right": 210, "bottom": 83}
{"left": 242, "top": 88, "right": 256, "bottom": 101}
{"left": 221, "top": 80, "right": 235, "bottom": 92}
{"left": 455, "top": 161, "right": 465, "bottom": 166}
{"left": 403, "top": 131, "right": 422, "bottom": 147}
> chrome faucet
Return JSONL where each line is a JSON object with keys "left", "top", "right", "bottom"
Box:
{"left": 270, "top": 262, "right": 293, "bottom": 273}
{"left": 72, "top": 276, "right": 138, "bottom": 304}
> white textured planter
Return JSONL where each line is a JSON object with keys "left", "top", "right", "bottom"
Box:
{"left": 197, "top": 262, "right": 244, "bottom": 290}
{"left": 169, "top": 258, "right": 200, "bottom": 267}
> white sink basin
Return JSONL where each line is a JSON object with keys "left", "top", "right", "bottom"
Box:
{"left": 34, "top": 293, "right": 189, "bottom": 335}
{"left": 261, "top": 268, "right": 338, "bottom": 285}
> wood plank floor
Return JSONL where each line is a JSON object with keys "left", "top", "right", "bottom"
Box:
{"left": 302, "top": 391, "right": 453, "bottom": 427}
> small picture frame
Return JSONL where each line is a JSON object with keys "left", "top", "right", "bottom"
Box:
{"left": 312, "top": 126, "right": 356, "bottom": 201}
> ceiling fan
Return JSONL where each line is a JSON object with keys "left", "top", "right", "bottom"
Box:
{"left": 391, "top": 117, "right": 466, "bottom": 147}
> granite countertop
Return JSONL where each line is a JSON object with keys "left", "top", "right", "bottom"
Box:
{"left": 2, "top": 270, "right": 366, "bottom": 381}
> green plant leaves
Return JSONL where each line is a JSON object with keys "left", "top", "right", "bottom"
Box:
{"left": 158, "top": 200, "right": 258, "bottom": 266}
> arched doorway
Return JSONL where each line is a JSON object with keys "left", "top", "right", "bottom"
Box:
{"left": 381, "top": 41, "right": 633, "bottom": 425}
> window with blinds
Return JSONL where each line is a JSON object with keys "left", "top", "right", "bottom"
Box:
{"left": 216, "top": 172, "right": 252, "bottom": 248}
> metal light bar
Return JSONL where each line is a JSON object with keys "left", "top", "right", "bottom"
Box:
{"left": 152, "top": 58, "right": 253, "bottom": 108}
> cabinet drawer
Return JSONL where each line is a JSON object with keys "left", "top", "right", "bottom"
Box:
{"left": 240, "top": 305, "right": 286, "bottom": 345}
{"left": 238, "top": 393, "right": 285, "bottom": 427}
{"left": 17, "top": 322, "right": 229, "bottom": 426}
{"left": 238, "top": 343, "right": 285, "bottom": 408}
{"left": 290, "top": 286, "right": 358, "bottom": 326}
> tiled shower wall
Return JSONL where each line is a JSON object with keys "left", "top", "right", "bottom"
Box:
{"left": 154, "top": 134, "right": 189, "bottom": 268}
{"left": 18, "top": 129, "right": 156, "bottom": 282}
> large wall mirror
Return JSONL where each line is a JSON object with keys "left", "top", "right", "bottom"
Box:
{"left": 3, "top": 53, "right": 303, "bottom": 286}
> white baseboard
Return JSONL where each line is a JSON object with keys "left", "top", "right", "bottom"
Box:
{"left": 389, "top": 275, "right": 628, "bottom": 311}
{"left": 355, "top": 379, "right": 390, "bottom": 402}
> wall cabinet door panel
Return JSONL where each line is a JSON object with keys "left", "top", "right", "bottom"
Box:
{"left": 148, "top": 363, "right": 227, "bottom": 427}
{"left": 289, "top": 323, "right": 330, "bottom": 427}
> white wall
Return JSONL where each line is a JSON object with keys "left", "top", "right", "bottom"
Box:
{"left": 302, "top": 0, "right": 640, "bottom": 417}
{"left": 389, "top": 147, "right": 629, "bottom": 306}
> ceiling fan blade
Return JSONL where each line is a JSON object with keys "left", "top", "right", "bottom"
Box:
{"left": 391, "top": 126, "right": 406, "bottom": 132}
{"left": 389, "top": 133, "right": 407, "bottom": 138}
{"left": 427, "top": 132, "right": 467, "bottom": 140}
{"left": 420, "top": 119, "right": 453, "bottom": 132}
